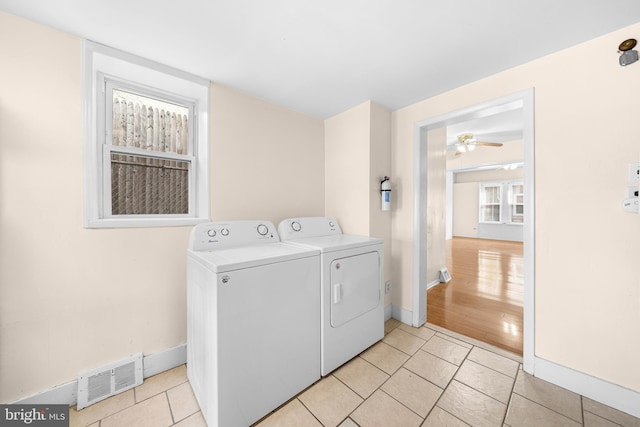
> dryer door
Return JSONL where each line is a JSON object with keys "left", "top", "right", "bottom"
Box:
{"left": 330, "top": 251, "right": 380, "bottom": 327}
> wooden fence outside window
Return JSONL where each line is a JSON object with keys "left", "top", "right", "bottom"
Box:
{"left": 110, "top": 97, "right": 189, "bottom": 215}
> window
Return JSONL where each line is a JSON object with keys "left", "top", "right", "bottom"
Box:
{"left": 83, "top": 41, "right": 209, "bottom": 227}
{"left": 479, "top": 183, "right": 502, "bottom": 223}
{"left": 508, "top": 183, "right": 524, "bottom": 224}
{"left": 479, "top": 181, "right": 524, "bottom": 224}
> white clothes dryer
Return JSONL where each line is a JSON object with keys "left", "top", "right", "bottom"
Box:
{"left": 278, "top": 217, "right": 384, "bottom": 375}
{"left": 187, "top": 221, "right": 320, "bottom": 427}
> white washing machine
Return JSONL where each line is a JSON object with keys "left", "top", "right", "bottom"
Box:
{"left": 187, "top": 221, "right": 320, "bottom": 427}
{"left": 278, "top": 217, "right": 384, "bottom": 375}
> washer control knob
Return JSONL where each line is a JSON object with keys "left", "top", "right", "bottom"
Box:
{"left": 220, "top": 228, "right": 230, "bottom": 236}
{"left": 207, "top": 229, "right": 216, "bottom": 237}
{"left": 291, "top": 221, "right": 302, "bottom": 232}
{"left": 257, "top": 224, "right": 269, "bottom": 236}
{"left": 329, "top": 220, "right": 335, "bottom": 227}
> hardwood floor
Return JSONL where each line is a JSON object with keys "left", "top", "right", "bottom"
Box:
{"left": 427, "top": 237, "right": 524, "bottom": 355}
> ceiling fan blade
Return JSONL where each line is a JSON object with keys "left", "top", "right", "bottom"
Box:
{"left": 475, "top": 141, "right": 503, "bottom": 147}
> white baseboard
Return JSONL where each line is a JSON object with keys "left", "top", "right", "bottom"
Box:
{"left": 391, "top": 305, "right": 413, "bottom": 325}
{"left": 384, "top": 304, "right": 392, "bottom": 321}
{"left": 143, "top": 344, "right": 187, "bottom": 378}
{"left": 12, "top": 379, "right": 78, "bottom": 406}
{"left": 534, "top": 356, "right": 640, "bottom": 419}
{"left": 12, "top": 344, "right": 187, "bottom": 406}
{"left": 427, "top": 279, "right": 440, "bottom": 290}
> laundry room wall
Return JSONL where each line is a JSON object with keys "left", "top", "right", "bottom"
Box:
{"left": 325, "top": 101, "right": 371, "bottom": 233}
{"left": 324, "top": 101, "right": 393, "bottom": 310}
{"left": 210, "top": 83, "right": 324, "bottom": 225}
{"left": 0, "top": 11, "right": 324, "bottom": 403}
{"left": 391, "top": 21, "right": 640, "bottom": 393}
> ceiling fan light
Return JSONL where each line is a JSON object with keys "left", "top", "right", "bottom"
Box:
{"left": 468, "top": 144, "right": 476, "bottom": 151}
{"left": 456, "top": 145, "right": 466, "bottom": 153}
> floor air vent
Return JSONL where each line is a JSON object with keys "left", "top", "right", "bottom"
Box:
{"left": 77, "top": 353, "right": 143, "bottom": 410}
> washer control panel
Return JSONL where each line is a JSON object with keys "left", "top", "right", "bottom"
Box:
{"left": 278, "top": 217, "right": 342, "bottom": 240}
{"left": 189, "top": 221, "right": 279, "bottom": 251}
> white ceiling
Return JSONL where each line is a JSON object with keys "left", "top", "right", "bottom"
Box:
{"left": 2, "top": 1, "right": 640, "bottom": 122}
{"left": 447, "top": 107, "right": 524, "bottom": 145}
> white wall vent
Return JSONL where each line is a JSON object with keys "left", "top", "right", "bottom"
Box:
{"left": 439, "top": 267, "right": 452, "bottom": 283}
{"left": 77, "top": 353, "right": 143, "bottom": 410}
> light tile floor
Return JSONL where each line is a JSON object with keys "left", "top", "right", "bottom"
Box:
{"left": 69, "top": 320, "right": 640, "bottom": 427}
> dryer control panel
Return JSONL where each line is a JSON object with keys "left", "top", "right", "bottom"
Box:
{"left": 278, "top": 217, "right": 342, "bottom": 240}
{"left": 189, "top": 221, "right": 279, "bottom": 251}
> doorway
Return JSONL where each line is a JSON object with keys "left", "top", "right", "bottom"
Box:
{"left": 412, "top": 89, "right": 534, "bottom": 371}
{"left": 429, "top": 237, "right": 524, "bottom": 354}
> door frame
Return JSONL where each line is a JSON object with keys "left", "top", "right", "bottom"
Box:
{"left": 412, "top": 88, "right": 535, "bottom": 372}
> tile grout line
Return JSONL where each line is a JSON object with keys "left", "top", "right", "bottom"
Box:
{"left": 164, "top": 391, "right": 177, "bottom": 426}
{"left": 292, "top": 396, "right": 325, "bottom": 427}
{"left": 369, "top": 323, "right": 436, "bottom": 424}
{"left": 464, "top": 355, "right": 519, "bottom": 379}
{"left": 378, "top": 388, "right": 426, "bottom": 421}
{"left": 328, "top": 342, "right": 403, "bottom": 423}
{"left": 344, "top": 325, "right": 440, "bottom": 426}
{"left": 426, "top": 323, "right": 523, "bottom": 363}
{"left": 420, "top": 342, "right": 473, "bottom": 426}
{"left": 90, "top": 369, "right": 190, "bottom": 426}
{"left": 499, "top": 362, "right": 521, "bottom": 426}
{"left": 288, "top": 321, "right": 517, "bottom": 427}
{"left": 418, "top": 331, "right": 518, "bottom": 425}
{"left": 165, "top": 381, "right": 200, "bottom": 426}
{"left": 326, "top": 371, "right": 368, "bottom": 421}
{"left": 386, "top": 322, "right": 475, "bottom": 424}
{"left": 80, "top": 391, "right": 137, "bottom": 426}
{"left": 582, "top": 410, "right": 627, "bottom": 427}
{"left": 514, "top": 392, "right": 584, "bottom": 425}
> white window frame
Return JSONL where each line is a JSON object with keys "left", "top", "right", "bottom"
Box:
{"left": 83, "top": 41, "right": 210, "bottom": 228}
{"left": 478, "top": 180, "right": 524, "bottom": 225}
{"left": 479, "top": 182, "right": 502, "bottom": 224}
{"left": 508, "top": 182, "right": 524, "bottom": 224}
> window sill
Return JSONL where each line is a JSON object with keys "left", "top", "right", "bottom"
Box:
{"left": 85, "top": 216, "right": 210, "bottom": 229}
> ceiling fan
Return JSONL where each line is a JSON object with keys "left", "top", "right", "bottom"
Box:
{"left": 449, "top": 133, "right": 503, "bottom": 155}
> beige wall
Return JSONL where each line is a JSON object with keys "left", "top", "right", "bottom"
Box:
{"left": 325, "top": 101, "right": 393, "bottom": 306}
{"left": 452, "top": 182, "right": 479, "bottom": 238}
{"left": 426, "top": 128, "right": 447, "bottom": 283}
{"left": 325, "top": 102, "right": 371, "bottom": 234}
{"left": 0, "top": 12, "right": 324, "bottom": 402}
{"left": 392, "top": 23, "right": 640, "bottom": 391}
{"left": 211, "top": 83, "right": 324, "bottom": 224}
